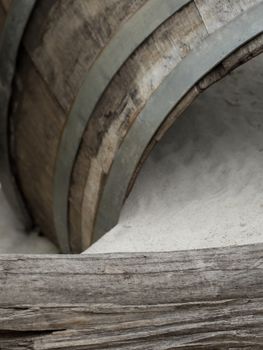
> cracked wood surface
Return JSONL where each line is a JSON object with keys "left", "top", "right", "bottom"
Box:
{"left": 0, "top": 243, "right": 263, "bottom": 349}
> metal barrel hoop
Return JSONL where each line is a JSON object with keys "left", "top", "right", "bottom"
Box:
{"left": 54, "top": 0, "right": 193, "bottom": 252}
{"left": 0, "top": 0, "right": 37, "bottom": 228}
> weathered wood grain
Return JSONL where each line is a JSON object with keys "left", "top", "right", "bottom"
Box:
{"left": 0, "top": 2, "right": 5, "bottom": 32}
{"left": 10, "top": 51, "right": 65, "bottom": 244}
{"left": 0, "top": 243, "right": 263, "bottom": 349}
{"left": 195, "top": 0, "right": 262, "bottom": 32}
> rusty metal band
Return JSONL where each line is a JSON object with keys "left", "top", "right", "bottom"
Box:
{"left": 54, "top": 0, "right": 193, "bottom": 252}
{"left": 0, "top": 0, "right": 36, "bottom": 228}
{"left": 93, "top": 3, "right": 263, "bottom": 243}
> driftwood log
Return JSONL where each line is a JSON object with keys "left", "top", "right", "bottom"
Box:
{"left": 0, "top": 0, "right": 263, "bottom": 253}
{"left": 0, "top": 243, "right": 263, "bottom": 349}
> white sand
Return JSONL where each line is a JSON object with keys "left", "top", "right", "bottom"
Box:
{"left": 86, "top": 54, "right": 263, "bottom": 254}
{"left": 0, "top": 187, "right": 58, "bottom": 254}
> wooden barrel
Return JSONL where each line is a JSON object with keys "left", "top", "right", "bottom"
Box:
{"left": 0, "top": 0, "right": 262, "bottom": 253}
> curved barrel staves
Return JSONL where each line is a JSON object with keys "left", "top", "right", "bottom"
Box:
{"left": 0, "top": 0, "right": 36, "bottom": 227}
{"left": 53, "top": 0, "right": 193, "bottom": 252}
{"left": 1, "top": 0, "right": 262, "bottom": 254}
{"left": 93, "top": 3, "right": 263, "bottom": 243}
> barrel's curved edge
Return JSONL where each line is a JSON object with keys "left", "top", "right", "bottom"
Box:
{"left": 53, "top": 0, "right": 193, "bottom": 253}
{"left": 0, "top": 0, "right": 37, "bottom": 229}
{"left": 92, "top": 3, "right": 263, "bottom": 243}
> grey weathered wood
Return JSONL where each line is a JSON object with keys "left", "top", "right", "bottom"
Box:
{"left": 0, "top": 243, "right": 263, "bottom": 349}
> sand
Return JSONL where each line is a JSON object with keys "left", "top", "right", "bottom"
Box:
{"left": 0, "top": 187, "right": 58, "bottom": 254}
{"left": 85, "top": 53, "right": 263, "bottom": 254}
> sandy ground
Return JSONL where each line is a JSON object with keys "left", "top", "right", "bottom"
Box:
{"left": 86, "top": 54, "right": 263, "bottom": 254}
{"left": 0, "top": 54, "right": 262, "bottom": 254}
{"left": 0, "top": 188, "right": 58, "bottom": 253}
